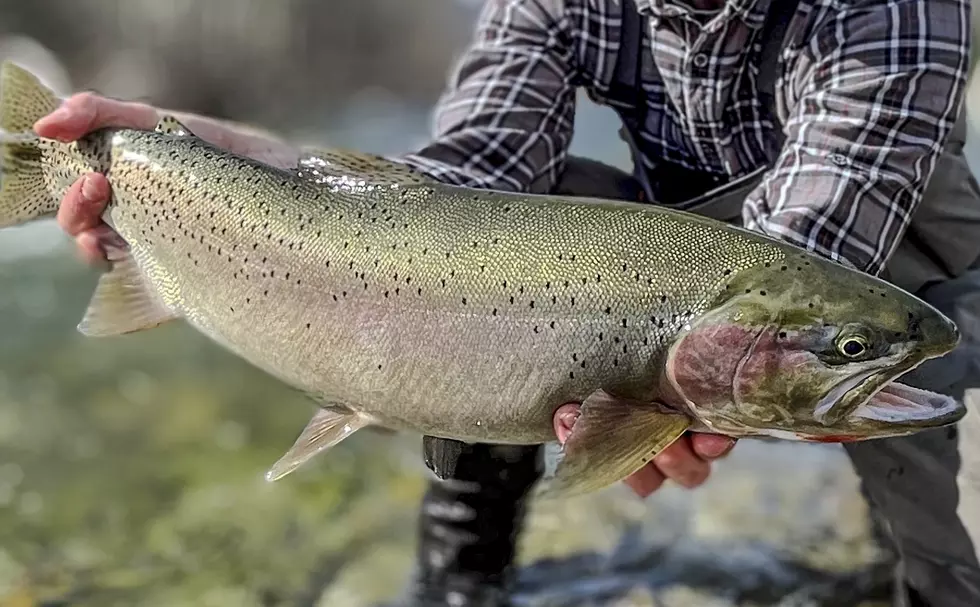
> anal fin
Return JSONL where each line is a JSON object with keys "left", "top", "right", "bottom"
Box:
{"left": 265, "top": 408, "right": 370, "bottom": 482}
{"left": 78, "top": 245, "right": 179, "bottom": 337}
{"left": 539, "top": 390, "right": 690, "bottom": 498}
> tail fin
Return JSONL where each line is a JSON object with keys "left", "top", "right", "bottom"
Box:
{"left": 0, "top": 61, "right": 61, "bottom": 229}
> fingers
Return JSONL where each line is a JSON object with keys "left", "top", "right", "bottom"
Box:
{"left": 77, "top": 224, "right": 127, "bottom": 268}
{"left": 75, "top": 230, "right": 108, "bottom": 268}
{"left": 626, "top": 434, "right": 734, "bottom": 498}
{"left": 552, "top": 403, "right": 580, "bottom": 444}
{"left": 57, "top": 173, "right": 109, "bottom": 236}
{"left": 650, "top": 435, "right": 711, "bottom": 489}
{"left": 690, "top": 433, "right": 736, "bottom": 460}
{"left": 34, "top": 92, "right": 159, "bottom": 142}
{"left": 623, "top": 464, "right": 666, "bottom": 498}
{"left": 56, "top": 172, "right": 120, "bottom": 267}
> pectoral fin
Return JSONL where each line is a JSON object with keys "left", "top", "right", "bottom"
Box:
{"left": 539, "top": 390, "right": 690, "bottom": 498}
{"left": 265, "top": 408, "right": 370, "bottom": 482}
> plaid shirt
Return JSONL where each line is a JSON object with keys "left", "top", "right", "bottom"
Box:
{"left": 397, "top": 0, "right": 971, "bottom": 276}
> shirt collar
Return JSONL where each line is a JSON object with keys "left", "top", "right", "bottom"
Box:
{"left": 632, "top": 0, "right": 771, "bottom": 29}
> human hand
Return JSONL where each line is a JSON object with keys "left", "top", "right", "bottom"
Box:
{"left": 33, "top": 92, "right": 299, "bottom": 266}
{"left": 553, "top": 403, "right": 735, "bottom": 498}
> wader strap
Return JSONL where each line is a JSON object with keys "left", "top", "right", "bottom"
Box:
{"left": 612, "top": 0, "right": 652, "bottom": 201}
{"left": 613, "top": 0, "right": 800, "bottom": 216}
{"left": 755, "top": 0, "right": 800, "bottom": 157}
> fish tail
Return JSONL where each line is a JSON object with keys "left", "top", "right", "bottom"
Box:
{"left": 0, "top": 61, "right": 61, "bottom": 229}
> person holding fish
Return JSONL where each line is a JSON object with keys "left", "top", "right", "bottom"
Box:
{"left": 24, "top": 0, "right": 980, "bottom": 605}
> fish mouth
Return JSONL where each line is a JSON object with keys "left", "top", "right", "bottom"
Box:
{"left": 850, "top": 380, "right": 965, "bottom": 427}
{"left": 815, "top": 361, "right": 965, "bottom": 430}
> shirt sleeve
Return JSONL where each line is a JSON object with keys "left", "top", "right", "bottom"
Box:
{"left": 393, "top": 0, "right": 578, "bottom": 193}
{"left": 741, "top": 0, "right": 970, "bottom": 276}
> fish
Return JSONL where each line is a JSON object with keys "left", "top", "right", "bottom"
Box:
{"left": 0, "top": 61, "right": 966, "bottom": 496}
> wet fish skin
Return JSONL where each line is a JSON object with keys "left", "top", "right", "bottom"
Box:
{"left": 0, "top": 62, "right": 964, "bottom": 496}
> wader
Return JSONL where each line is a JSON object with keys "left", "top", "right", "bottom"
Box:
{"left": 409, "top": 2, "right": 980, "bottom": 605}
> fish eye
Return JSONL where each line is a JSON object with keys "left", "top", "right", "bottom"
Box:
{"left": 837, "top": 335, "right": 870, "bottom": 359}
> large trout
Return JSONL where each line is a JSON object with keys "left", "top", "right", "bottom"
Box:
{"left": 0, "top": 62, "right": 965, "bottom": 495}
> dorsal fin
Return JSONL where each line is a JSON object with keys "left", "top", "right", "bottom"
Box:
{"left": 297, "top": 146, "right": 435, "bottom": 187}
{"left": 154, "top": 115, "right": 194, "bottom": 137}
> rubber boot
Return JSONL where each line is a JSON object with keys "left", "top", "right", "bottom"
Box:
{"left": 409, "top": 437, "right": 543, "bottom": 606}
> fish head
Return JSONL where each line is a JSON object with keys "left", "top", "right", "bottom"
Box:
{"left": 663, "top": 250, "right": 964, "bottom": 442}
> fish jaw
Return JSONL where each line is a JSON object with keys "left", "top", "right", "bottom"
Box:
{"left": 837, "top": 380, "right": 965, "bottom": 435}
{"left": 768, "top": 384, "right": 965, "bottom": 443}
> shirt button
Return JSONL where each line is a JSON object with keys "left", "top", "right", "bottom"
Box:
{"left": 693, "top": 53, "right": 709, "bottom": 68}
{"left": 829, "top": 153, "right": 849, "bottom": 166}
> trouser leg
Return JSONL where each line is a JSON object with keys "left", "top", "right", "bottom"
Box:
{"left": 843, "top": 275, "right": 980, "bottom": 606}
{"left": 410, "top": 440, "right": 543, "bottom": 607}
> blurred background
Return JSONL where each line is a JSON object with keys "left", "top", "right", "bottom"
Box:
{"left": 0, "top": 2, "right": 977, "bottom": 606}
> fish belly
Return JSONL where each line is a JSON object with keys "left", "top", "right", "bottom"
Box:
{"left": 101, "top": 133, "right": 776, "bottom": 443}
